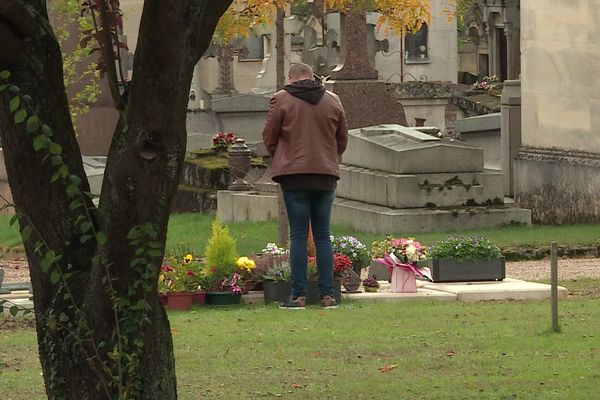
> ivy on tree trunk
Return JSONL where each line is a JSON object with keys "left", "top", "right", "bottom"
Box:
{"left": 0, "top": 0, "right": 232, "bottom": 398}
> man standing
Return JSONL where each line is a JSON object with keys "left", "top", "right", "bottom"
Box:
{"left": 263, "top": 62, "right": 348, "bottom": 309}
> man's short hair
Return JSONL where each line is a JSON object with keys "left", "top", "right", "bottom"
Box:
{"left": 288, "top": 63, "right": 314, "bottom": 80}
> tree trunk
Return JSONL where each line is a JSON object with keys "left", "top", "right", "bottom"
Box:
{"left": 0, "top": 0, "right": 232, "bottom": 398}
{"left": 275, "top": 6, "right": 285, "bottom": 90}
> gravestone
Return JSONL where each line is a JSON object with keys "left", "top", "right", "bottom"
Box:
{"left": 333, "top": 124, "right": 531, "bottom": 233}
{"left": 329, "top": 12, "right": 378, "bottom": 80}
{"left": 324, "top": 11, "right": 407, "bottom": 129}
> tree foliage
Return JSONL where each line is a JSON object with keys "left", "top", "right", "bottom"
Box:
{"left": 215, "top": 0, "right": 433, "bottom": 45}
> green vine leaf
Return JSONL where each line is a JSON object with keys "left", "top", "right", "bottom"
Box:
{"left": 147, "top": 249, "right": 163, "bottom": 258}
{"left": 41, "top": 124, "right": 53, "bottom": 136}
{"left": 26, "top": 115, "right": 40, "bottom": 133}
{"left": 9, "top": 214, "right": 18, "bottom": 227}
{"left": 21, "top": 225, "right": 32, "bottom": 241}
{"left": 0, "top": 84, "right": 9, "bottom": 92}
{"left": 0, "top": 70, "right": 10, "bottom": 79}
{"left": 9, "top": 96, "right": 20, "bottom": 112}
{"left": 66, "top": 183, "right": 79, "bottom": 198}
{"left": 10, "top": 306, "right": 19, "bottom": 317}
{"left": 126, "top": 228, "right": 141, "bottom": 240}
{"left": 50, "top": 270, "right": 61, "bottom": 284}
{"left": 80, "top": 234, "right": 92, "bottom": 243}
{"left": 50, "top": 143, "right": 63, "bottom": 155}
{"left": 80, "top": 221, "right": 92, "bottom": 233}
{"left": 97, "top": 232, "right": 107, "bottom": 246}
{"left": 33, "top": 135, "right": 48, "bottom": 151}
{"left": 51, "top": 155, "right": 63, "bottom": 166}
{"left": 14, "top": 109, "right": 27, "bottom": 124}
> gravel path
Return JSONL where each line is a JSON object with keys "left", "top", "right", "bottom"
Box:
{"left": 3, "top": 257, "right": 600, "bottom": 284}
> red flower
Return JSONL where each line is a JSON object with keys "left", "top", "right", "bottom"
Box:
{"left": 333, "top": 253, "right": 353, "bottom": 273}
{"left": 187, "top": 270, "right": 195, "bottom": 276}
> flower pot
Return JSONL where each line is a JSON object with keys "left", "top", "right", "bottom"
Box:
{"left": 306, "top": 279, "right": 342, "bottom": 305}
{"left": 368, "top": 261, "right": 391, "bottom": 282}
{"left": 241, "top": 280, "right": 256, "bottom": 294}
{"left": 263, "top": 281, "right": 292, "bottom": 304}
{"left": 192, "top": 291, "right": 207, "bottom": 305}
{"left": 363, "top": 286, "right": 378, "bottom": 293}
{"left": 264, "top": 280, "right": 342, "bottom": 305}
{"left": 206, "top": 291, "right": 242, "bottom": 306}
{"left": 166, "top": 291, "right": 193, "bottom": 311}
{"left": 428, "top": 257, "right": 505, "bottom": 282}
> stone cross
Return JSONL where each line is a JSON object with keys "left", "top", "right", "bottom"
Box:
{"left": 330, "top": 11, "right": 378, "bottom": 80}
{"left": 214, "top": 44, "right": 236, "bottom": 95}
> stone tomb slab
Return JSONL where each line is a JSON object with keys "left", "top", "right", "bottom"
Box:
{"left": 332, "top": 197, "right": 531, "bottom": 233}
{"left": 421, "top": 278, "right": 568, "bottom": 302}
{"left": 337, "top": 166, "right": 504, "bottom": 208}
{"left": 342, "top": 124, "right": 483, "bottom": 174}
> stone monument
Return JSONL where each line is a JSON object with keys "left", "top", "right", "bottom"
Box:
{"left": 217, "top": 124, "right": 531, "bottom": 234}
{"left": 324, "top": 11, "right": 408, "bottom": 129}
{"left": 333, "top": 124, "right": 531, "bottom": 233}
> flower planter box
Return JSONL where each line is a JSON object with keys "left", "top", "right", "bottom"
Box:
{"left": 206, "top": 292, "right": 242, "bottom": 306}
{"left": 166, "top": 291, "right": 193, "bottom": 311}
{"left": 263, "top": 281, "right": 292, "bottom": 304}
{"left": 428, "top": 257, "right": 505, "bottom": 282}
{"left": 192, "top": 291, "right": 207, "bottom": 305}
{"left": 263, "top": 280, "right": 342, "bottom": 305}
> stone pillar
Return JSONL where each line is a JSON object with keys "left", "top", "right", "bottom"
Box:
{"left": 505, "top": 0, "right": 521, "bottom": 80}
{"left": 500, "top": 79, "right": 521, "bottom": 197}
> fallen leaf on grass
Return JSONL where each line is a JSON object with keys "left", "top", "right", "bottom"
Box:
{"left": 446, "top": 350, "right": 455, "bottom": 357}
{"left": 379, "top": 364, "right": 398, "bottom": 373}
{"left": 291, "top": 383, "right": 304, "bottom": 389}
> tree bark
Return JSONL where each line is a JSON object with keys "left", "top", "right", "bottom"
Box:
{"left": 275, "top": 6, "right": 285, "bottom": 90}
{"left": 0, "top": 0, "right": 232, "bottom": 398}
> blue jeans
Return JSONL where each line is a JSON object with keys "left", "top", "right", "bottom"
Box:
{"left": 282, "top": 190, "right": 335, "bottom": 299}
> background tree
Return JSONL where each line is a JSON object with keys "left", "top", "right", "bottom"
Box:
{"left": 0, "top": 0, "right": 232, "bottom": 398}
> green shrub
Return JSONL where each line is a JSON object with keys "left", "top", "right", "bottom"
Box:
{"left": 203, "top": 218, "right": 238, "bottom": 280}
{"left": 429, "top": 236, "right": 502, "bottom": 262}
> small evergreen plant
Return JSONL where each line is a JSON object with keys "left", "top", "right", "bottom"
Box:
{"left": 204, "top": 218, "right": 238, "bottom": 280}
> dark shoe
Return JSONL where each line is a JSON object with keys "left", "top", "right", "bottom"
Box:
{"left": 320, "top": 295, "right": 339, "bottom": 309}
{"left": 279, "top": 296, "right": 306, "bottom": 310}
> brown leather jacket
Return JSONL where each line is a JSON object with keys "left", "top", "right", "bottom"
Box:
{"left": 262, "top": 88, "right": 348, "bottom": 180}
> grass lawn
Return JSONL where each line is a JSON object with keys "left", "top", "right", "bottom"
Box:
{"left": 2, "top": 282, "right": 600, "bottom": 399}
{"left": 1, "top": 213, "right": 598, "bottom": 257}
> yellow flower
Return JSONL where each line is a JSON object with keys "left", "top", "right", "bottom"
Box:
{"left": 183, "top": 254, "right": 193, "bottom": 264}
{"left": 236, "top": 256, "right": 256, "bottom": 272}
